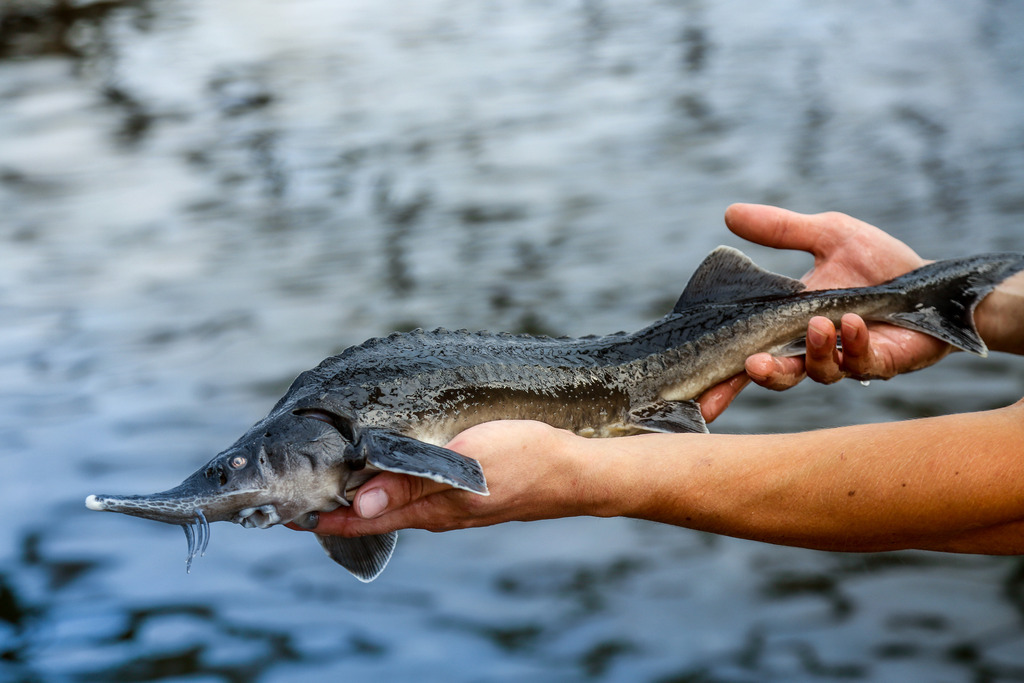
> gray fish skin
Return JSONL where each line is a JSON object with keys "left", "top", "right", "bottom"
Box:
{"left": 86, "top": 246, "right": 1024, "bottom": 581}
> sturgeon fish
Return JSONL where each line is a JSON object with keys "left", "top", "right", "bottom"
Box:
{"left": 86, "top": 246, "right": 1024, "bottom": 581}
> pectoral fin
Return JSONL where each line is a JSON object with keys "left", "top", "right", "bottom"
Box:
{"left": 629, "top": 399, "right": 708, "bottom": 434}
{"left": 316, "top": 532, "right": 397, "bottom": 583}
{"left": 357, "top": 429, "right": 489, "bottom": 495}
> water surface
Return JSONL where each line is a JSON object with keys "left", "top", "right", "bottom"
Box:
{"left": 2, "top": 1, "right": 1024, "bottom": 680}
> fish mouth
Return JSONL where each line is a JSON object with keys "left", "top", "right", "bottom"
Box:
{"left": 233, "top": 504, "right": 281, "bottom": 529}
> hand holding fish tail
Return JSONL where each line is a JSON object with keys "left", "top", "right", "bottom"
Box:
{"left": 701, "top": 204, "right": 950, "bottom": 421}
{"left": 745, "top": 313, "right": 951, "bottom": 389}
{"left": 744, "top": 316, "right": 850, "bottom": 389}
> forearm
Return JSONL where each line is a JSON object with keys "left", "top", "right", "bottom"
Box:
{"left": 581, "top": 401, "right": 1024, "bottom": 553}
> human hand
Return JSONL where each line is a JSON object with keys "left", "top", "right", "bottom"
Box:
{"left": 699, "top": 204, "right": 952, "bottom": 422}
{"left": 295, "top": 421, "right": 596, "bottom": 538}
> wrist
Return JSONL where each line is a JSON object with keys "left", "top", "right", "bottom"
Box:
{"left": 975, "top": 274, "right": 1024, "bottom": 355}
{"left": 571, "top": 433, "right": 694, "bottom": 521}
{"left": 558, "top": 433, "right": 637, "bottom": 519}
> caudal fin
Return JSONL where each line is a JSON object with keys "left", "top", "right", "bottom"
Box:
{"left": 883, "top": 252, "right": 1024, "bottom": 356}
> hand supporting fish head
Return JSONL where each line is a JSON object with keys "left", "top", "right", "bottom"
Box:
{"left": 86, "top": 405, "right": 487, "bottom": 578}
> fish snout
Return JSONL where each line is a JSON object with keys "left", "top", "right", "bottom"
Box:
{"left": 84, "top": 463, "right": 238, "bottom": 525}
{"left": 85, "top": 492, "right": 213, "bottom": 572}
{"left": 83, "top": 489, "right": 204, "bottom": 525}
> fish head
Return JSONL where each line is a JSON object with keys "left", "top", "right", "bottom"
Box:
{"left": 86, "top": 409, "right": 357, "bottom": 530}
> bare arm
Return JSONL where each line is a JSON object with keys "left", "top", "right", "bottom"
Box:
{"left": 302, "top": 400, "right": 1024, "bottom": 554}
{"left": 601, "top": 401, "right": 1024, "bottom": 554}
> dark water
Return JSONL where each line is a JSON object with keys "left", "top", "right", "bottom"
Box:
{"left": 2, "top": 1, "right": 1024, "bottom": 681}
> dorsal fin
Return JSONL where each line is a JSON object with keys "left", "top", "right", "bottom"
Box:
{"left": 673, "top": 246, "right": 806, "bottom": 312}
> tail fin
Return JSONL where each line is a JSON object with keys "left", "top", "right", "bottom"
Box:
{"left": 882, "top": 252, "right": 1024, "bottom": 357}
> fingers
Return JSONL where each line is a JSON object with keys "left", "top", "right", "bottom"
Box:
{"left": 291, "top": 472, "right": 452, "bottom": 537}
{"left": 836, "top": 314, "right": 874, "bottom": 379}
{"left": 803, "top": 316, "right": 846, "bottom": 384}
{"left": 352, "top": 472, "right": 449, "bottom": 518}
{"left": 745, "top": 353, "right": 806, "bottom": 391}
{"left": 700, "top": 318, "right": 866, "bottom": 410}
{"left": 803, "top": 314, "right": 880, "bottom": 383}
{"left": 744, "top": 315, "right": 882, "bottom": 391}
{"left": 712, "top": 315, "right": 863, "bottom": 399}
{"left": 355, "top": 483, "right": 392, "bottom": 519}
{"left": 698, "top": 374, "right": 751, "bottom": 423}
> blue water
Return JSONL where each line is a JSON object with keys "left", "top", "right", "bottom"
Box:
{"left": 2, "top": 1, "right": 1024, "bottom": 680}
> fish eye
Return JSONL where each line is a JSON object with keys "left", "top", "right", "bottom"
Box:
{"left": 229, "top": 455, "right": 247, "bottom": 469}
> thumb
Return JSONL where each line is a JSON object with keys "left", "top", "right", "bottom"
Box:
{"left": 353, "top": 472, "right": 449, "bottom": 519}
{"left": 724, "top": 203, "right": 825, "bottom": 254}
{"left": 353, "top": 484, "right": 391, "bottom": 519}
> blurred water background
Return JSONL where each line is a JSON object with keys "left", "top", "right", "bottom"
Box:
{"left": 2, "top": 1, "right": 1024, "bottom": 681}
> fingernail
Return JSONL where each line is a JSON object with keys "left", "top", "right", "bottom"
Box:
{"left": 842, "top": 318, "right": 859, "bottom": 343}
{"left": 357, "top": 488, "right": 389, "bottom": 519}
{"left": 808, "top": 324, "right": 828, "bottom": 348}
{"left": 747, "top": 366, "right": 769, "bottom": 383}
{"left": 745, "top": 355, "right": 771, "bottom": 383}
